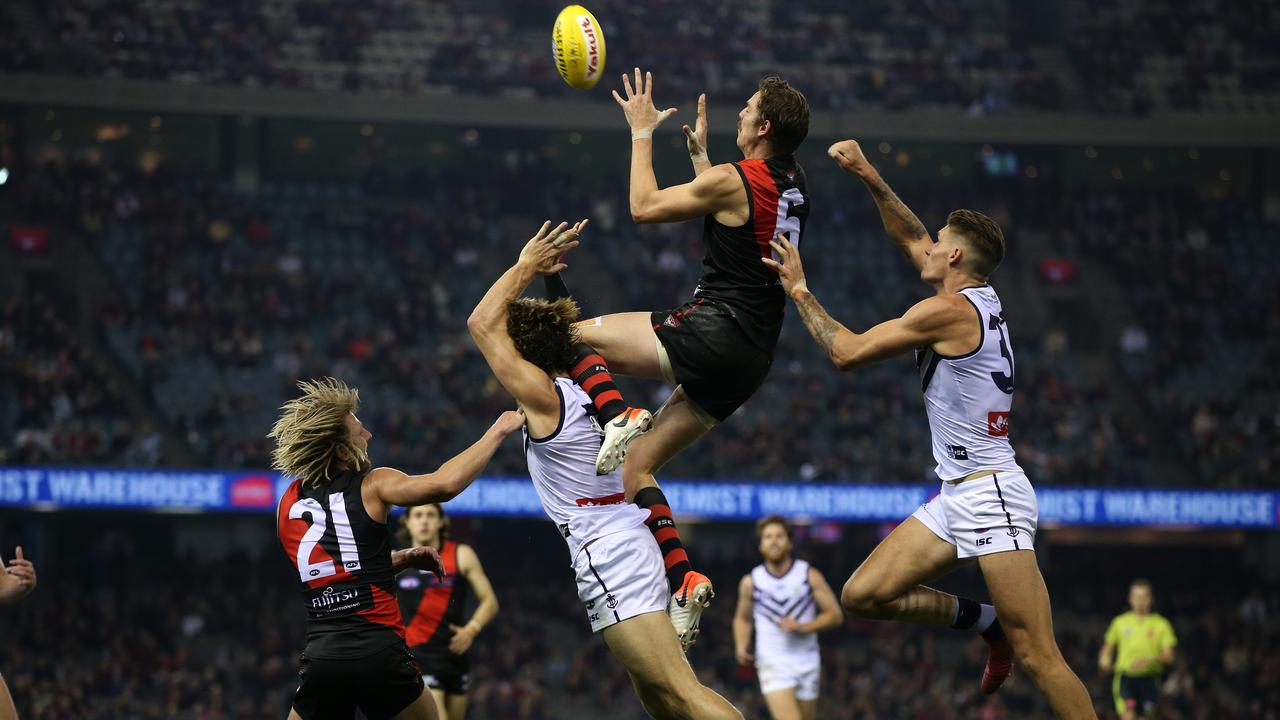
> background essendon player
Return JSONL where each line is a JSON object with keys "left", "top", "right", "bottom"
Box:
{"left": 397, "top": 504, "right": 499, "bottom": 720}
{"left": 558, "top": 68, "right": 811, "bottom": 650}
{"left": 272, "top": 378, "right": 522, "bottom": 720}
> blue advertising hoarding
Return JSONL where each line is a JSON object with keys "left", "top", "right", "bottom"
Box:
{"left": 0, "top": 467, "right": 1276, "bottom": 529}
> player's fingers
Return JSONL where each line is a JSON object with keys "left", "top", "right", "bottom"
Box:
{"left": 574, "top": 218, "right": 590, "bottom": 234}
{"left": 761, "top": 257, "right": 782, "bottom": 272}
{"left": 644, "top": 70, "right": 653, "bottom": 96}
{"left": 611, "top": 90, "right": 626, "bottom": 107}
{"left": 698, "top": 93, "right": 706, "bottom": 115}
{"left": 621, "top": 72, "right": 633, "bottom": 98}
{"left": 768, "top": 239, "right": 788, "bottom": 257}
{"left": 13, "top": 547, "right": 22, "bottom": 560}
{"left": 546, "top": 221, "right": 570, "bottom": 242}
{"left": 633, "top": 67, "right": 642, "bottom": 96}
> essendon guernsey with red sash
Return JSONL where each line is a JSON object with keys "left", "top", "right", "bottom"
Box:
{"left": 696, "top": 154, "right": 809, "bottom": 351}
{"left": 398, "top": 540, "right": 469, "bottom": 667}
{"left": 277, "top": 469, "right": 404, "bottom": 658}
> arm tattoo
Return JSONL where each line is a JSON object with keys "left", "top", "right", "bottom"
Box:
{"left": 793, "top": 289, "right": 843, "bottom": 361}
{"left": 865, "top": 174, "right": 928, "bottom": 240}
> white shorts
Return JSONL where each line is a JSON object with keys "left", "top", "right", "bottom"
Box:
{"left": 572, "top": 527, "right": 669, "bottom": 633}
{"left": 911, "top": 470, "right": 1038, "bottom": 559}
{"left": 757, "top": 660, "right": 819, "bottom": 701}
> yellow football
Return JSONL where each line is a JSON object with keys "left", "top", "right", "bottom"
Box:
{"left": 551, "top": 5, "right": 607, "bottom": 90}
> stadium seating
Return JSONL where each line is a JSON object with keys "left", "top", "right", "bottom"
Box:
{"left": 6, "top": 145, "right": 1274, "bottom": 487}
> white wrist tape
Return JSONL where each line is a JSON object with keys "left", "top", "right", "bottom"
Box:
{"left": 691, "top": 152, "right": 709, "bottom": 165}
{"left": 631, "top": 128, "right": 653, "bottom": 141}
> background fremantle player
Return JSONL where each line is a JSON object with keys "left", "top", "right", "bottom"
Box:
{"left": 397, "top": 503, "right": 499, "bottom": 720}
{"left": 762, "top": 140, "right": 1097, "bottom": 720}
{"left": 545, "top": 68, "right": 812, "bottom": 650}
{"left": 272, "top": 378, "right": 522, "bottom": 720}
{"left": 732, "top": 517, "right": 842, "bottom": 720}
{"left": 467, "top": 220, "right": 742, "bottom": 720}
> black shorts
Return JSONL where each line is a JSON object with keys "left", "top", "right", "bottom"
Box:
{"left": 651, "top": 298, "right": 773, "bottom": 421}
{"left": 1116, "top": 674, "right": 1160, "bottom": 716}
{"left": 417, "top": 652, "right": 470, "bottom": 695}
{"left": 293, "top": 642, "right": 424, "bottom": 720}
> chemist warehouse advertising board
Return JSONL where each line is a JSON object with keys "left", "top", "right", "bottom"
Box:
{"left": 0, "top": 467, "right": 1276, "bottom": 529}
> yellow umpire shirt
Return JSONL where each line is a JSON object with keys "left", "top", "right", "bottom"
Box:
{"left": 1105, "top": 611, "right": 1177, "bottom": 677}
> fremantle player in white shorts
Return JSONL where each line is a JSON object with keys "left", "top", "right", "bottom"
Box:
{"left": 467, "top": 219, "right": 742, "bottom": 720}
{"left": 732, "top": 517, "right": 841, "bottom": 720}
{"left": 763, "top": 141, "right": 1096, "bottom": 719}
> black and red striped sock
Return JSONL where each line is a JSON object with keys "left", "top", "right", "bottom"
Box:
{"left": 634, "top": 486, "right": 693, "bottom": 593}
{"left": 570, "top": 343, "right": 628, "bottom": 423}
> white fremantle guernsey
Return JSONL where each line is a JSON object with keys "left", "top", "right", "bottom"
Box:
{"left": 751, "top": 560, "right": 819, "bottom": 668}
{"left": 524, "top": 377, "right": 649, "bottom": 558}
{"left": 915, "top": 285, "right": 1024, "bottom": 481}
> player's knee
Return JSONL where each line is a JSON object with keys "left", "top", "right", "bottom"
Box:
{"left": 840, "top": 576, "right": 895, "bottom": 619}
{"left": 1006, "top": 632, "right": 1063, "bottom": 681}
{"left": 636, "top": 681, "right": 689, "bottom": 720}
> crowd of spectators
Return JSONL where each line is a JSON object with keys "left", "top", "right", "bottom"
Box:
{"left": 1067, "top": 188, "right": 1280, "bottom": 489}
{"left": 1068, "top": 0, "right": 1280, "bottom": 114}
{"left": 9, "top": 0, "right": 1278, "bottom": 114}
{"left": 1, "top": 517, "right": 1275, "bottom": 718}
{"left": 12, "top": 140, "right": 1237, "bottom": 486}
{"left": 0, "top": 292, "right": 161, "bottom": 467}
{"left": 10, "top": 131, "right": 1278, "bottom": 489}
{"left": 11, "top": 0, "right": 1063, "bottom": 113}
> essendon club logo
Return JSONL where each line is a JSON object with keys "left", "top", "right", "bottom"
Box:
{"left": 987, "top": 412, "right": 1010, "bottom": 437}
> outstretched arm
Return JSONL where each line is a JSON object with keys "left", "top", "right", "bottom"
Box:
{"left": 614, "top": 68, "right": 740, "bottom": 223}
{"left": 828, "top": 140, "right": 933, "bottom": 272}
{"left": 763, "top": 236, "right": 966, "bottom": 369}
{"left": 467, "top": 220, "right": 584, "bottom": 427}
{"left": 363, "top": 410, "right": 525, "bottom": 513}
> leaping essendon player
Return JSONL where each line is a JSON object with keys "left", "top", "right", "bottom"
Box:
{"left": 272, "top": 379, "right": 522, "bottom": 720}
{"left": 467, "top": 220, "right": 742, "bottom": 720}
{"left": 542, "top": 68, "right": 811, "bottom": 651}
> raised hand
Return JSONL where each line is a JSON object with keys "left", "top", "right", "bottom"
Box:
{"left": 682, "top": 93, "right": 708, "bottom": 157}
{"left": 828, "top": 139, "right": 874, "bottom": 177}
{"left": 761, "top": 233, "right": 808, "bottom": 297}
{"left": 0, "top": 546, "right": 37, "bottom": 605}
{"left": 518, "top": 219, "right": 586, "bottom": 276}
{"left": 612, "top": 68, "right": 677, "bottom": 136}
